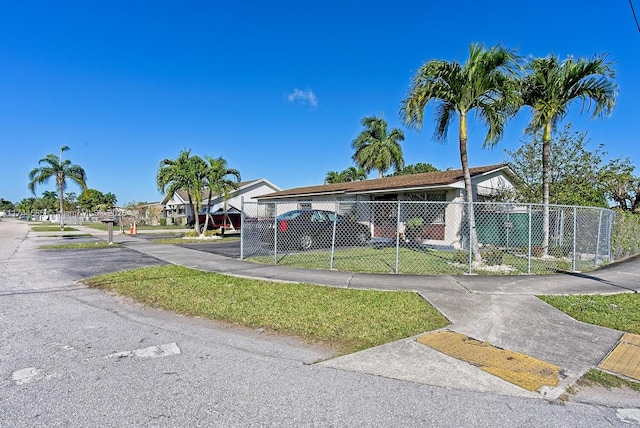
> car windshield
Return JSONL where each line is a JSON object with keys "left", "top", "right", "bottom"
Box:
{"left": 276, "top": 210, "right": 307, "bottom": 220}
{"left": 276, "top": 210, "right": 345, "bottom": 223}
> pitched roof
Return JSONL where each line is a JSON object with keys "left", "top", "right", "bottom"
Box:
{"left": 259, "top": 164, "right": 512, "bottom": 199}
{"left": 161, "top": 178, "right": 280, "bottom": 205}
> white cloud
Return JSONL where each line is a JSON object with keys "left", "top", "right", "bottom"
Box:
{"left": 287, "top": 88, "right": 318, "bottom": 107}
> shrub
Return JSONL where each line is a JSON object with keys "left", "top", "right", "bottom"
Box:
{"left": 482, "top": 246, "right": 504, "bottom": 266}
{"left": 612, "top": 210, "right": 640, "bottom": 259}
{"left": 451, "top": 251, "right": 468, "bottom": 264}
{"left": 550, "top": 245, "right": 572, "bottom": 259}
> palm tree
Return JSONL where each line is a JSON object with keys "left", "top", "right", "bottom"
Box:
{"left": 156, "top": 149, "right": 207, "bottom": 233}
{"left": 16, "top": 197, "right": 37, "bottom": 217}
{"left": 28, "top": 146, "right": 87, "bottom": 230}
{"left": 352, "top": 116, "right": 405, "bottom": 178}
{"left": 324, "top": 170, "right": 343, "bottom": 184}
{"left": 324, "top": 166, "right": 368, "bottom": 184}
{"left": 518, "top": 55, "right": 617, "bottom": 255}
{"left": 202, "top": 156, "right": 241, "bottom": 234}
{"left": 400, "top": 43, "right": 519, "bottom": 262}
{"left": 343, "top": 166, "right": 368, "bottom": 182}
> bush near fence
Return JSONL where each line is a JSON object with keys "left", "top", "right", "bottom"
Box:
{"left": 612, "top": 209, "right": 640, "bottom": 260}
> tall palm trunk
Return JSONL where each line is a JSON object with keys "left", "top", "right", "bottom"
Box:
{"left": 58, "top": 175, "right": 65, "bottom": 231}
{"left": 202, "top": 190, "right": 213, "bottom": 235}
{"left": 188, "top": 194, "right": 199, "bottom": 233}
{"left": 459, "top": 113, "right": 481, "bottom": 262}
{"left": 541, "top": 123, "right": 552, "bottom": 256}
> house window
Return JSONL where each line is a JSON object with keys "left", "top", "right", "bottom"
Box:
{"left": 336, "top": 197, "right": 357, "bottom": 216}
{"left": 298, "top": 201, "right": 312, "bottom": 210}
{"left": 402, "top": 192, "right": 446, "bottom": 224}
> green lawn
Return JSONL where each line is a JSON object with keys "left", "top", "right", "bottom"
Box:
{"left": 31, "top": 225, "right": 79, "bottom": 232}
{"left": 39, "top": 242, "right": 120, "bottom": 250}
{"left": 540, "top": 293, "right": 640, "bottom": 392}
{"left": 538, "top": 293, "right": 640, "bottom": 335}
{"left": 82, "top": 265, "right": 449, "bottom": 354}
{"left": 247, "top": 246, "right": 585, "bottom": 275}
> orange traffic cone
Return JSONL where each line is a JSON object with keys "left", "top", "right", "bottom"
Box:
{"left": 130, "top": 223, "right": 137, "bottom": 235}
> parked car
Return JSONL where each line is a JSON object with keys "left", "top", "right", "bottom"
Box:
{"left": 260, "top": 209, "right": 371, "bottom": 251}
{"left": 187, "top": 211, "right": 242, "bottom": 234}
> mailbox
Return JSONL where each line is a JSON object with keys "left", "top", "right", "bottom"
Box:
{"left": 99, "top": 217, "right": 116, "bottom": 244}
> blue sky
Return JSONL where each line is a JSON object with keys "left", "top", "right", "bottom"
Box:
{"left": 1, "top": 1, "right": 638, "bottom": 206}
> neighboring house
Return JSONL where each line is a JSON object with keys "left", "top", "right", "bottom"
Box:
{"left": 256, "top": 164, "right": 517, "bottom": 249}
{"left": 161, "top": 178, "right": 281, "bottom": 226}
{"left": 115, "top": 202, "right": 164, "bottom": 226}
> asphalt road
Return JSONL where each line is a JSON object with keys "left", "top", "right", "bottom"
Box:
{"left": 0, "top": 220, "right": 636, "bottom": 427}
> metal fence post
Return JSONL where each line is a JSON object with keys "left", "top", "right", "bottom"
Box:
{"left": 395, "top": 201, "right": 401, "bottom": 274}
{"left": 273, "top": 202, "right": 278, "bottom": 265}
{"left": 330, "top": 201, "right": 338, "bottom": 270}
{"left": 527, "top": 204, "right": 532, "bottom": 275}
{"left": 572, "top": 206, "right": 577, "bottom": 272}
{"left": 240, "top": 196, "right": 244, "bottom": 259}
{"left": 595, "top": 209, "right": 603, "bottom": 269}
{"left": 467, "top": 201, "right": 472, "bottom": 275}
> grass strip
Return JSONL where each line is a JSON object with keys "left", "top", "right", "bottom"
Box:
{"left": 37, "top": 233, "right": 92, "bottom": 238}
{"left": 82, "top": 265, "right": 448, "bottom": 354}
{"left": 580, "top": 369, "right": 640, "bottom": 391}
{"left": 538, "top": 294, "right": 640, "bottom": 334}
{"left": 31, "top": 226, "right": 79, "bottom": 232}
{"left": 153, "top": 237, "right": 240, "bottom": 245}
{"left": 540, "top": 293, "right": 640, "bottom": 392}
{"left": 82, "top": 223, "right": 189, "bottom": 231}
{"left": 39, "top": 242, "right": 120, "bottom": 250}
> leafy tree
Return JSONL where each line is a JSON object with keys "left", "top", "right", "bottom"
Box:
{"left": 156, "top": 149, "right": 207, "bottom": 233}
{"left": 518, "top": 54, "right": 617, "bottom": 255}
{"left": 16, "top": 197, "right": 37, "bottom": 215}
{"left": 352, "top": 116, "right": 405, "bottom": 178}
{"left": 600, "top": 157, "right": 639, "bottom": 213}
{"left": 103, "top": 192, "right": 117, "bottom": 208}
{"left": 0, "top": 198, "right": 15, "bottom": 211}
{"left": 28, "top": 146, "right": 87, "bottom": 230}
{"left": 505, "top": 124, "right": 612, "bottom": 207}
{"left": 78, "top": 189, "right": 118, "bottom": 212}
{"left": 324, "top": 166, "right": 368, "bottom": 183}
{"left": 390, "top": 163, "right": 439, "bottom": 176}
{"left": 401, "top": 43, "right": 519, "bottom": 262}
{"left": 36, "top": 190, "right": 59, "bottom": 212}
{"left": 202, "top": 156, "right": 241, "bottom": 234}
{"left": 64, "top": 192, "right": 78, "bottom": 212}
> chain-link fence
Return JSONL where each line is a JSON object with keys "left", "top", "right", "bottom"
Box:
{"left": 240, "top": 200, "right": 616, "bottom": 276}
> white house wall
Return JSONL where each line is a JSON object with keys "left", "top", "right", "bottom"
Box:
{"left": 472, "top": 171, "right": 515, "bottom": 197}
{"left": 204, "top": 181, "right": 281, "bottom": 213}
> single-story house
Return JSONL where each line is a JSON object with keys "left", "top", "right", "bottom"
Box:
{"left": 256, "top": 164, "right": 518, "bottom": 249}
{"left": 162, "top": 178, "right": 281, "bottom": 226}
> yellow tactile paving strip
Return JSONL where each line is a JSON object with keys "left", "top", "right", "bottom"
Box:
{"left": 417, "top": 331, "right": 560, "bottom": 392}
{"left": 598, "top": 333, "right": 640, "bottom": 381}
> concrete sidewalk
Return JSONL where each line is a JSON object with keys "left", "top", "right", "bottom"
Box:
{"left": 75, "top": 226, "right": 640, "bottom": 402}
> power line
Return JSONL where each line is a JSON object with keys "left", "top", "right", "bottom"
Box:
{"left": 630, "top": 0, "right": 640, "bottom": 32}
